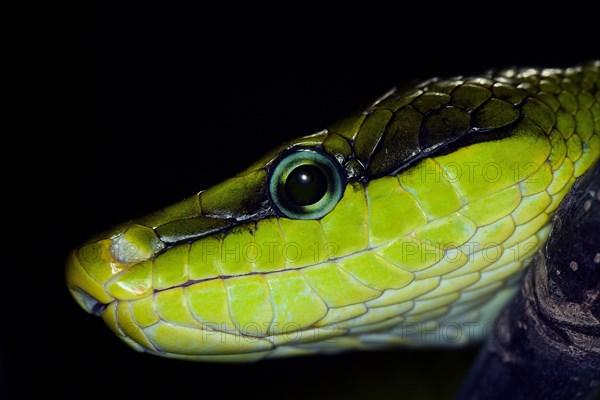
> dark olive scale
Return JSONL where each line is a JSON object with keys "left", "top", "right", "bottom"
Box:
{"left": 451, "top": 84, "right": 491, "bottom": 109}
{"left": 368, "top": 106, "right": 422, "bottom": 176}
{"left": 472, "top": 98, "right": 519, "bottom": 130}
{"left": 492, "top": 83, "right": 529, "bottom": 105}
{"left": 322, "top": 132, "right": 352, "bottom": 160}
{"left": 354, "top": 109, "right": 392, "bottom": 164}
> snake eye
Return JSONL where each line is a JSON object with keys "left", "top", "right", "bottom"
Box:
{"left": 269, "top": 148, "right": 345, "bottom": 219}
{"left": 285, "top": 165, "right": 328, "bottom": 206}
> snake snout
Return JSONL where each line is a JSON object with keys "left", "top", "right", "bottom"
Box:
{"left": 65, "top": 249, "right": 115, "bottom": 315}
{"left": 65, "top": 221, "right": 170, "bottom": 314}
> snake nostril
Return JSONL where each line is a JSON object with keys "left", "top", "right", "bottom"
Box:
{"left": 71, "top": 287, "right": 109, "bottom": 316}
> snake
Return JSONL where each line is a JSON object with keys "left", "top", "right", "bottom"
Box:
{"left": 66, "top": 61, "right": 600, "bottom": 362}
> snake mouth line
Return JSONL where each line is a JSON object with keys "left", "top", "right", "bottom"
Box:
{"left": 91, "top": 301, "right": 110, "bottom": 316}
{"left": 75, "top": 243, "right": 384, "bottom": 321}
{"left": 72, "top": 287, "right": 111, "bottom": 316}
{"left": 142, "top": 242, "right": 400, "bottom": 297}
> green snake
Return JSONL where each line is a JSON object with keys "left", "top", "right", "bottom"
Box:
{"left": 67, "top": 61, "right": 600, "bottom": 362}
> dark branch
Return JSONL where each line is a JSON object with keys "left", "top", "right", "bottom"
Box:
{"left": 456, "top": 161, "right": 600, "bottom": 400}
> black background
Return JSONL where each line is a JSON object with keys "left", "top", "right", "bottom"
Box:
{"left": 11, "top": 3, "right": 598, "bottom": 399}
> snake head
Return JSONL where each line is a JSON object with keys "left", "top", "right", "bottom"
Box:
{"left": 67, "top": 62, "right": 600, "bottom": 361}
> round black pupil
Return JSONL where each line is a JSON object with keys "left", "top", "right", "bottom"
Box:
{"left": 284, "top": 164, "right": 328, "bottom": 206}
